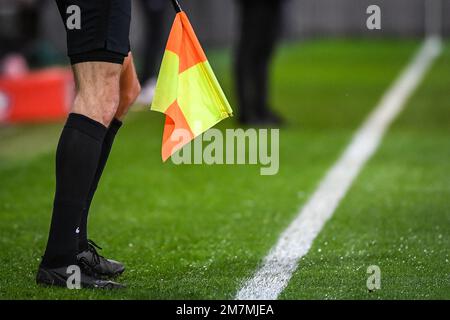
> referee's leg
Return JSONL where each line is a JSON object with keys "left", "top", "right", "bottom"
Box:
{"left": 77, "top": 52, "right": 140, "bottom": 252}
{"left": 37, "top": 0, "right": 137, "bottom": 289}
{"left": 40, "top": 60, "right": 122, "bottom": 268}
{"left": 116, "top": 52, "right": 141, "bottom": 121}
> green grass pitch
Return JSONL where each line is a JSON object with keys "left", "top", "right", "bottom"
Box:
{"left": 0, "top": 39, "right": 448, "bottom": 299}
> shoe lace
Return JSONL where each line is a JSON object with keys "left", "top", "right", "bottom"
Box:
{"left": 87, "top": 239, "right": 104, "bottom": 265}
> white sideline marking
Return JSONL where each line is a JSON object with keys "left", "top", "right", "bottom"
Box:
{"left": 236, "top": 37, "right": 442, "bottom": 300}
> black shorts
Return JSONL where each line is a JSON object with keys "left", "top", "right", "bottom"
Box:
{"left": 56, "top": 0, "right": 131, "bottom": 65}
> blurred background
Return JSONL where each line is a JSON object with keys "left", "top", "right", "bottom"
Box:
{"left": 0, "top": 0, "right": 448, "bottom": 124}
{"left": 4, "top": 0, "right": 450, "bottom": 58}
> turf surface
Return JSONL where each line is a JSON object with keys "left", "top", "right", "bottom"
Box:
{"left": 1, "top": 39, "right": 446, "bottom": 299}
{"left": 281, "top": 41, "right": 450, "bottom": 299}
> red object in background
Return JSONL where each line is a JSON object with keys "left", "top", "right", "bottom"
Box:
{"left": 0, "top": 68, "right": 74, "bottom": 123}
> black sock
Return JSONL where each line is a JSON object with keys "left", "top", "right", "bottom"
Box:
{"left": 78, "top": 118, "right": 122, "bottom": 252}
{"left": 41, "top": 113, "right": 107, "bottom": 268}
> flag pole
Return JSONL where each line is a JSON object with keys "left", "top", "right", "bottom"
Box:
{"left": 170, "top": 0, "right": 182, "bottom": 13}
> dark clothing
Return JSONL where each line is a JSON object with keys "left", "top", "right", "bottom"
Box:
{"left": 0, "top": 2, "right": 40, "bottom": 59}
{"left": 42, "top": 113, "right": 107, "bottom": 268}
{"left": 55, "top": 0, "right": 131, "bottom": 64}
{"left": 78, "top": 118, "right": 122, "bottom": 252}
{"left": 139, "top": 0, "right": 167, "bottom": 82}
{"left": 235, "top": 0, "right": 283, "bottom": 122}
{"left": 42, "top": 1, "right": 130, "bottom": 268}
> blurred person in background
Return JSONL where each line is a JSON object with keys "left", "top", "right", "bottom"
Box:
{"left": 235, "top": 0, "right": 285, "bottom": 126}
{"left": 0, "top": 0, "right": 64, "bottom": 76}
{"left": 0, "top": 0, "right": 41, "bottom": 76}
{"left": 136, "top": 0, "right": 168, "bottom": 104}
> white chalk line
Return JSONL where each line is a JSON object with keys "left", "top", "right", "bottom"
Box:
{"left": 235, "top": 37, "right": 442, "bottom": 300}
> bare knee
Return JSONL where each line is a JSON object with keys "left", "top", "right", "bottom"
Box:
{"left": 71, "top": 62, "right": 123, "bottom": 126}
{"left": 75, "top": 89, "right": 120, "bottom": 126}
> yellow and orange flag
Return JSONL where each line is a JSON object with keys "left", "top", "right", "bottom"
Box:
{"left": 151, "top": 9, "right": 233, "bottom": 161}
